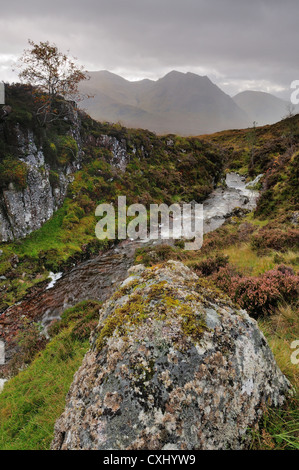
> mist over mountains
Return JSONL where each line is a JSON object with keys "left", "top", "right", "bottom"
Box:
{"left": 233, "top": 91, "right": 294, "bottom": 128}
{"left": 79, "top": 70, "right": 295, "bottom": 135}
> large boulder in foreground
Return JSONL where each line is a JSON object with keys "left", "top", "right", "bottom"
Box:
{"left": 51, "top": 261, "right": 290, "bottom": 450}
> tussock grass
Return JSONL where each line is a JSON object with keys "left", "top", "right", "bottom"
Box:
{"left": 0, "top": 330, "right": 89, "bottom": 450}
{"left": 221, "top": 243, "right": 275, "bottom": 275}
{"left": 184, "top": 243, "right": 298, "bottom": 278}
{"left": 253, "top": 303, "right": 299, "bottom": 450}
{"left": 259, "top": 304, "right": 299, "bottom": 387}
{"left": 0, "top": 300, "right": 101, "bottom": 450}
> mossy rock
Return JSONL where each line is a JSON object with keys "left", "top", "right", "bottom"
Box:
{"left": 51, "top": 261, "right": 291, "bottom": 451}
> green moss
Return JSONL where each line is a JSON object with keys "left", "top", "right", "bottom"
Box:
{"left": 96, "top": 293, "right": 147, "bottom": 351}
{"left": 110, "top": 279, "right": 142, "bottom": 302}
{"left": 146, "top": 281, "right": 167, "bottom": 299}
{"left": 56, "top": 135, "right": 78, "bottom": 165}
{"left": 96, "top": 272, "right": 208, "bottom": 353}
{"left": 177, "top": 305, "right": 207, "bottom": 339}
{"left": 164, "top": 296, "right": 181, "bottom": 308}
{"left": 0, "top": 156, "right": 28, "bottom": 190}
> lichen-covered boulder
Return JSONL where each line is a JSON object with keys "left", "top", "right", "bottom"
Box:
{"left": 51, "top": 261, "right": 290, "bottom": 450}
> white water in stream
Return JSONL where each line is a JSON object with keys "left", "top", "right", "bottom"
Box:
{"left": 143, "top": 172, "right": 261, "bottom": 240}
{"left": 202, "top": 172, "right": 261, "bottom": 233}
{"left": 0, "top": 172, "right": 262, "bottom": 388}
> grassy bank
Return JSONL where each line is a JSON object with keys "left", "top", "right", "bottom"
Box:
{"left": 0, "top": 301, "right": 101, "bottom": 450}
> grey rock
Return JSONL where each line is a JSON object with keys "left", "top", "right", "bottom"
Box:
{"left": 0, "top": 111, "right": 134, "bottom": 242}
{"left": 290, "top": 211, "right": 299, "bottom": 225}
{"left": 205, "top": 308, "right": 220, "bottom": 330}
{"left": 0, "top": 164, "right": 70, "bottom": 241}
{"left": 51, "top": 261, "right": 290, "bottom": 451}
{"left": 98, "top": 135, "right": 129, "bottom": 171}
{"left": 0, "top": 110, "right": 83, "bottom": 242}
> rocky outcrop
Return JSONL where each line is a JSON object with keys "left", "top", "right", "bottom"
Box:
{"left": 51, "top": 261, "right": 290, "bottom": 450}
{"left": 0, "top": 104, "right": 131, "bottom": 242}
{"left": 0, "top": 101, "right": 84, "bottom": 242}
{"left": 0, "top": 138, "right": 72, "bottom": 241}
{"left": 85, "top": 133, "right": 130, "bottom": 172}
{"left": 98, "top": 135, "right": 129, "bottom": 172}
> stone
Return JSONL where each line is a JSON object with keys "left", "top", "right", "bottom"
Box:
{"left": 128, "top": 264, "right": 146, "bottom": 275}
{"left": 0, "top": 113, "right": 132, "bottom": 242}
{"left": 0, "top": 105, "right": 12, "bottom": 120}
{"left": 290, "top": 211, "right": 299, "bottom": 225}
{"left": 97, "top": 135, "right": 129, "bottom": 172}
{"left": 0, "top": 121, "right": 82, "bottom": 242}
{"left": 51, "top": 261, "right": 290, "bottom": 451}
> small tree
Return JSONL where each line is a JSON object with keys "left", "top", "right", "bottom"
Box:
{"left": 15, "top": 40, "right": 89, "bottom": 125}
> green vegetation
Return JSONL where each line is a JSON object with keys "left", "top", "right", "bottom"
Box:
{"left": 252, "top": 304, "right": 299, "bottom": 450}
{"left": 0, "top": 155, "right": 28, "bottom": 190}
{"left": 0, "top": 301, "right": 101, "bottom": 450}
{"left": 0, "top": 84, "right": 223, "bottom": 311}
{"left": 0, "top": 85, "right": 298, "bottom": 450}
{"left": 96, "top": 279, "right": 206, "bottom": 353}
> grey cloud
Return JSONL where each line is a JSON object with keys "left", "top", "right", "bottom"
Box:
{"left": 0, "top": 0, "right": 298, "bottom": 98}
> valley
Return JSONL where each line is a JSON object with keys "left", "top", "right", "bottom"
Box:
{"left": 0, "top": 85, "right": 298, "bottom": 450}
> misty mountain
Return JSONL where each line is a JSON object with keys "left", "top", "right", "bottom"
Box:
{"left": 233, "top": 90, "right": 297, "bottom": 127}
{"left": 79, "top": 71, "right": 298, "bottom": 135}
{"left": 79, "top": 71, "right": 250, "bottom": 135}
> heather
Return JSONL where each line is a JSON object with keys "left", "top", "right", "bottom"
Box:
{"left": 251, "top": 226, "right": 299, "bottom": 252}
{"left": 0, "top": 88, "right": 298, "bottom": 450}
{"left": 212, "top": 264, "right": 299, "bottom": 317}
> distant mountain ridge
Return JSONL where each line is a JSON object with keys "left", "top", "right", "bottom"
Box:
{"left": 233, "top": 90, "right": 296, "bottom": 127}
{"left": 79, "top": 71, "right": 296, "bottom": 135}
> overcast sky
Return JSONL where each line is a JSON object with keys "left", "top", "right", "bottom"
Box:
{"left": 0, "top": 0, "right": 298, "bottom": 98}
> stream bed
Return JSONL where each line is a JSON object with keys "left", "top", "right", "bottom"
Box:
{"left": 0, "top": 173, "right": 261, "bottom": 369}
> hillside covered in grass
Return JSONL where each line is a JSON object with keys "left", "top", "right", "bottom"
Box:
{"left": 0, "top": 84, "right": 223, "bottom": 312}
{"left": 0, "top": 86, "right": 298, "bottom": 450}
{"left": 134, "top": 119, "right": 299, "bottom": 449}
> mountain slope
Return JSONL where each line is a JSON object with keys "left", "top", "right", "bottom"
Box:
{"left": 0, "top": 84, "right": 224, "bottom": 312}
{"left": 80, "top": 70, "right": 250, "bottom": 135}
{"left": 0, "top": 88, "right": 298, "bottom": 450}
{"left": 233, "top": 90, "right": 297, "bottom": 126}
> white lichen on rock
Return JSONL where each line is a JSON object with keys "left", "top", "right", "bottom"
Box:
{"left": 51, "top": 261, "right": 291, "bottom": 450}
